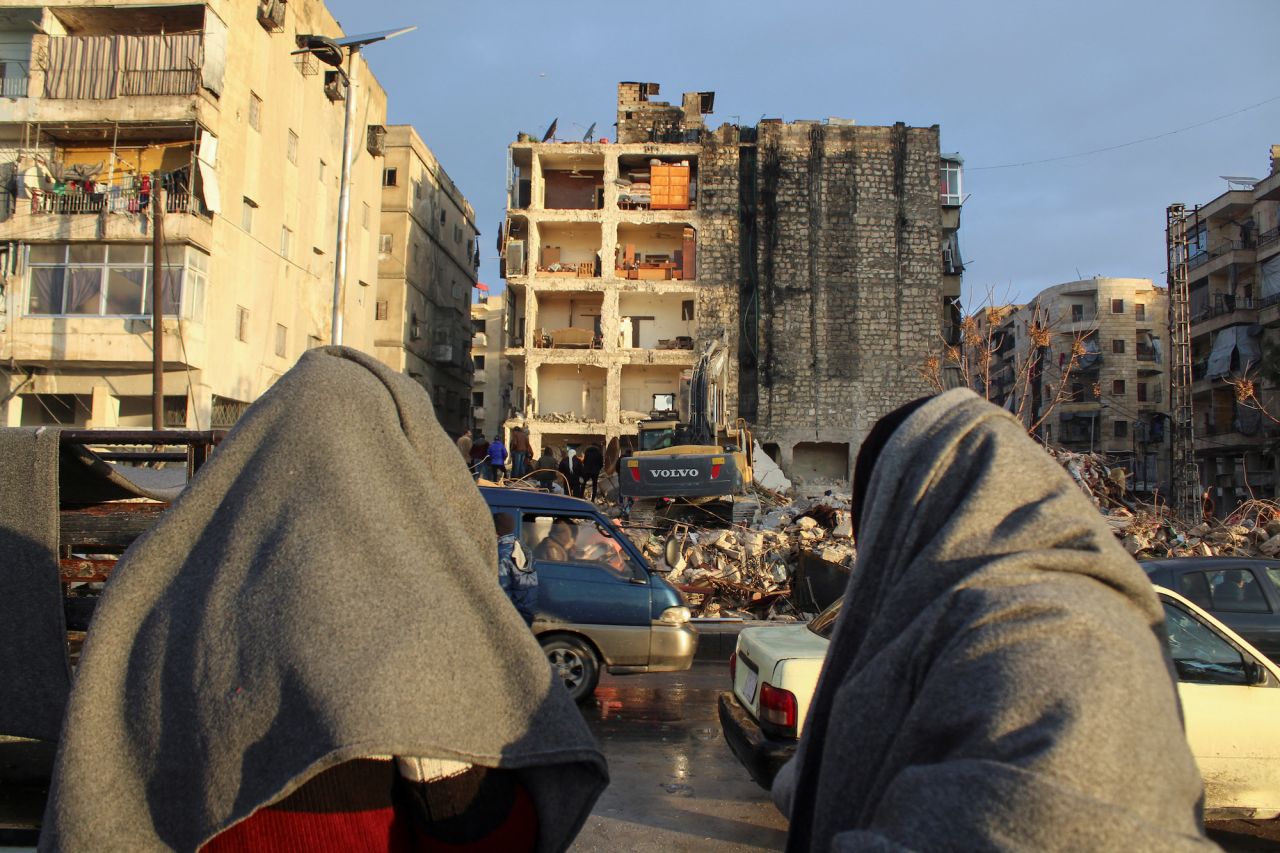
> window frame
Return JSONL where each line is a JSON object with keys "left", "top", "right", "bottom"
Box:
{"left": 286, "top": 129, "right": 299, "bottom": 164}
{"left": 248, "top": 91, "right": 263, "bottom": 132}
{"left": 1111, "top": 298, "right": 1125, "bottom": 314}
{"left": 24, "top": 243, "right": 204, "bottom": 321}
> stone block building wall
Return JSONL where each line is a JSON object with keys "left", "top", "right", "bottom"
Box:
{"left": 745, "top": 122, "right": 943, "bottom": 481}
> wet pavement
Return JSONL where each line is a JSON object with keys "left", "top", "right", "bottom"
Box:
{"left": 571, "top": 662, "right": 789, "bottom": 852}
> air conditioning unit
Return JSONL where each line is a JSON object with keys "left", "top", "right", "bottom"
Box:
{"left": 256, "top": 0, "right": 286, "bottom": 32}
{"left": 504, "top": 240, "right": 525, "bottom": 277}
{"left": 410, "top": 323, "right": 423, "bottom": 341}
{"left": 323, "top": 70, "right": 347, "bottom": 103}
{"left": 366, "top": 124, "right": 387, "bottom": 157}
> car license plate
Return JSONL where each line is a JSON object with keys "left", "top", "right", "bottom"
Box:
{"left": 743, "top": 669, "right": 758, "bottom": 704}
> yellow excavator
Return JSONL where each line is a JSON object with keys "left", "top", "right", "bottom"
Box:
{"left": 619, "top": 341, "right": 758, "bottom": 526}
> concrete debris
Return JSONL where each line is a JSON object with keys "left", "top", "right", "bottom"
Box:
{"left": 1047, "top": 446, "right": 1280, "bottom": 562}
{"left": 620, "top": 487, "right": 857, "bottom": 620}
{"left": 752, "top": 442, "right": 793, "bottom": 494}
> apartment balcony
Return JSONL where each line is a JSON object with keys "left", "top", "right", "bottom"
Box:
{"left": 1187, "top": 239, "right": 1256, "bottom": 279}
{"left": 9, "top": 6, "right": 221, "bottom": 127}
{"left": 1256, "top": 171, "right": 1280, "bottom": 202}
{"left": 1, "top": 59, "right": 28, "bottom": 97}
{"left": 1191, "top": 293, "right": 1260, "bottom": 339}
{"left": 1257, "top": 225, "right": 1280, "bottom": 261}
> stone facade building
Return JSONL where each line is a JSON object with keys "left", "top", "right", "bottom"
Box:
{"left": 978, "top": 278, "right": 1171, "bottom": 494}
{"left": 0, "top": 0, "right": 389, "bottom": 429}
{"left": 375, "top": 125, "right": 479, "bottom": 437}
{"left": 1179, "top": 149, "right": 1280, "bottom": 516}
{"left": 499, "top": 81, "right": 963, "bottom": 482}
{"left": 469, "top": 291, "right": 512, "bottom": 438}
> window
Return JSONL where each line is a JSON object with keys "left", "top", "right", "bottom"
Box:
{"left": 1162, "top": 602, "right": 1251, "bottom": 685}
{"left": 382, "top": 168, "right": 398, "bottom": 187}
{"left": 440, "top": 209, "right": 446, "bottom": 226}
{"left": 1205, "top": 569, "right": 1272, "bottom": 614}
{"left": 473, "top": 355, "right": 486, "bottom": 370}
{"left": 939, "top": 158, "right": 963, "bottom": 206}
{"left": 1137, "top": 382, "right": 1148, "bottom": 403}
{"left": 1113, "top": 380, "right": 1126, "bottom": 395}
{"left": 1112, "top": 339, "right": 1125, "bottom": 354}
{"left": 414, "top": 180, "right": 423, "bottom": 200}
{"left": 472, "top": 318, "right": 486, "bottom": 334}
{"left": 286, "top": 130, "right": 298, "bottom": 164}
{"left": 1111, "top": 298, "right": 1125, "bottom": 314}
{"left": 1113, "top": 419, "right": 1128, "bottom": 438}
{"left": 375, "top": 299, "right": 388, "bottom": 321}
{"left": 307, "top": 334, "right": 322, "bottom": 349}
{"left": 453, "top": 224, "right": 462, "bottom": 244}
{"left": 1135, "top": 303, "right": 1146, "bottom": 321}
{"left": 274, "top": 324, "right": 287, "bottom": 357}
{"left": 279, "top": 226, "right": 292, "bottom": 258}
{"left": 362, "top": 203, "right": 370, "bottom": 229}
{"left": 472, "top": 391, "right": 484, "bottom": 406}
{"left": 25, "top": 243, "right": 205, "bottom": 320}
{"left": 242, "top": 197, "right": 257, "bottom": 233}
{"left": 378, "top": 233, "right": 392, "bottom": 255}
{"left": 248, "top": 92, "right": 262, "bottom": 131}
{"left": 520, "top": 514, "right": 640, "bottom": 579}
{"left": 319, "top": 159, "right": 326, "bottom": 183}
{"left": 236, "top": 306, "right": 250, "bottom": 342}
{"left": 1071, "top": 304, "right": 1084, "bottom": 322}
{"left": 682, "top": 300, "right": 695, "bottom": 321}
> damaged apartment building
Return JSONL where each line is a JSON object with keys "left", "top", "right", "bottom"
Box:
{"left": 498, "top": 82, "right": 963, "bottom": 482}
{"left": 0, "top": 0, "right": 469, "bottom": 432}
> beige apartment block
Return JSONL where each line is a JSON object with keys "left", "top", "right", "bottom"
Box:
{"left": 375, "top": 125, "right": 479, "bottom": 438}
{"left": 469, "top": 291, "right": 512, "bottom": 438}
{"left": 499, "top": 94, "right": 712, "bottom": 457}
{"left": 0, "top": 0, "right": 388, "bottom": 429}
{"left": 1179, "top": 148, "right": 1280, "bottom": 516}
{"left": 979, "top": 278, "right": 1170, "bottom": 494}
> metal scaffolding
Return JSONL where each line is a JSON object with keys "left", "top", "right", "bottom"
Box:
{"left": 1166, "top": 204, "right": 1199, "bottom": 520}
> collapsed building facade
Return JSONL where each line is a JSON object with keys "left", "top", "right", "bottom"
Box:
{"left": 499, "top": 82, "right": 963, "bottom": 481}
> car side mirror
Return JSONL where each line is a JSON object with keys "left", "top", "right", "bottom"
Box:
{"left": 1245, "top": 660, "right": 1268, "bottom": 686}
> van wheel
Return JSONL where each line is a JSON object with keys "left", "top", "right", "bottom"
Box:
{"left": 540, "top": 635, "right": 601, "bottom": 703}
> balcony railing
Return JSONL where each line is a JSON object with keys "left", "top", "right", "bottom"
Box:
{"left": 27, "top": 186, "right": 207, "bottom": 218}
{"left": 1205, "top": 294, "right": 1258, "bottom": 319}
{"left": 1187, "top": 238, "right": 1257, "bottom": 270}
{"left": 1136, "top": 348, "right": 1156, "bottom": 361}
{"left": 1259, "top": 226, "right": 1280, "bottom": 251}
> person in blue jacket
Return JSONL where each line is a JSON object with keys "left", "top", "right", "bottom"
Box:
{"left": 494, "top": 512, "right": 537, "bottom": 626}
{"left": 485, "top": 434, "right": 508, "bottom": 482}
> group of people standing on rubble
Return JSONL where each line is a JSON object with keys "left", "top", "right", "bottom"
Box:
{"left": 454, "top": 426, "right": 606, "bottom": 500}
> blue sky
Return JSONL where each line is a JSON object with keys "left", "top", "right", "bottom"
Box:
{"left": 326, "top": 0, "right": 1280, "bottom": 310}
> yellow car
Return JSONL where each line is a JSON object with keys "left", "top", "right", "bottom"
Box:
{"left": 719, "top": 586, "right": 1280, "bottom": 820}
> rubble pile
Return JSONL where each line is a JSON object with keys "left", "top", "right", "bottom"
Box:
{"left": 1047, "top": 447, "right": 1280, "bottom": 560}
{"left": 621, "top": 492, "right": 856, "bottom": 620}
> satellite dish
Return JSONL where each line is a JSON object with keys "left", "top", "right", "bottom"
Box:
{"left": 541, "top": 118, "right": 558, "bottom": 142}
{"left": 582, "top": 122, "right": 596, "bottom": 142}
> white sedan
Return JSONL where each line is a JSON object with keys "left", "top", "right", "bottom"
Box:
{"left": 718, "top": 586, "right": 1280, "bottom": 821}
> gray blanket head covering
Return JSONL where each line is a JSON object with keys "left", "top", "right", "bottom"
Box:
{"left": 41, "top": 347, "right": 607, "bottom": 852}
{"left": 782, "top": 388, "right": 1213, "bottom": 852}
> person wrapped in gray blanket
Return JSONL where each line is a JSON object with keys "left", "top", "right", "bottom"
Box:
{"left": 39, "top": 347, "right": 607, "bottom": 852}
{"left": 774, "top": 389, "right": 1215, "bottom": 851}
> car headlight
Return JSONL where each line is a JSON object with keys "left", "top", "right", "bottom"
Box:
{"left": 659, "top": 606, "right": 691, "bottom": 624}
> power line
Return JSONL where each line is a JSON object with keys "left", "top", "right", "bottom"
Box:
{"left": 969, "top": 94, "right": 1280, "bottom": 171}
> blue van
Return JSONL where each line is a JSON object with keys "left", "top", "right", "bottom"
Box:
{"left": 481, "top": 487, "right": 697, "bottom": 701}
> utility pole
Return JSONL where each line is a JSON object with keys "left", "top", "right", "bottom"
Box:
{"left": 292, "top": 26, "right": 416, "bottom": 347}
{"left": 151, "top": 177, "right": 166, "bottom": 430}
{"left": 1167, "top": 204, "right": 1198, "bottom": 520}
{"left": 331, "top": 47, "right": 359, "bottom": 346}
